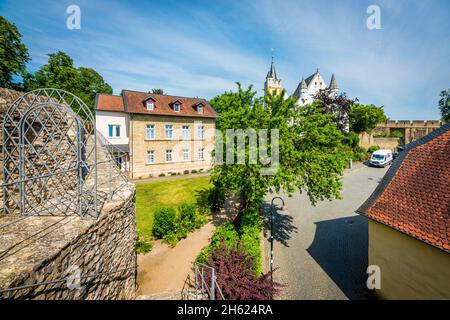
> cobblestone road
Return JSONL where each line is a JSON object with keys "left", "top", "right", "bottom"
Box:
{"left": 264, "top": 164, "right": 389, "bottom": 300}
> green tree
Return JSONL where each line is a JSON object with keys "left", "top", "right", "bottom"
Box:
{"left": 0, "top": 16, "right": 30, "bottom": 89}
{"left": 151, "top": 88, "right": 165, "bottom": 95}
{"left": 24, "top": 51, "right": 112, "bottom": 114}
{"left": 210, "top": 84, "right": 348, "bottom": 214}
{"left": 350, "top": 103, "right": 388, "bottom": 133}
{"left": 438, "top": 89, "right": 450, "bottom": 122}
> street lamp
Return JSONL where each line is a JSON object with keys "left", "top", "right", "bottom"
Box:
{"left": 269, "top": 196, "right": 285, "bottom": 281}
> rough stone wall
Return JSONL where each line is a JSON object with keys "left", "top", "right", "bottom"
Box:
{"left": 0, "top": 183, "right": 136, "bottom": 299}
{"left": 0, "top": 88, "right": 137, "bottom": 299}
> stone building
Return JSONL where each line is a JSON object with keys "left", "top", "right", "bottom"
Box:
{"left": 96, "top": 90, "right": 217, "bottom": 179}
{"left": 357, "top": 123, "right": 450, "bottom": 299}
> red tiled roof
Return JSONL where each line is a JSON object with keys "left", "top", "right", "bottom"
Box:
{"left": 95, "top": 94, "right": 124, "bottom": 112}
{"left": 95, "top": 90, "right": 217, "bottom": 118}
{"left": 357, "top": 123, "right": 450, "bottom": 253}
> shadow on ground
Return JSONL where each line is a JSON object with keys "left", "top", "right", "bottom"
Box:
{"left": 306, "top": 215, "right": 373, "bottom": 300}
{"left": 262, "top": 203, "right": 298, "bottom": 247}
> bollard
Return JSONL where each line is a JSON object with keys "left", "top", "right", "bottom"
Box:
{"left": 349, "top": 158, "right": 353, "bottom": 169}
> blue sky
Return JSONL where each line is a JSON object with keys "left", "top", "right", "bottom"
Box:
{"left": 1, "top": 0, "right": 449, "bottom": 119}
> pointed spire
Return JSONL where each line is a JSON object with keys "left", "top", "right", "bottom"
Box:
{"left": 267, "top": 60, "right": 277, "bottom": 80}
{"left": 329, "top": 73, "right": 338, "bottom": 90}
{"left": 300, "top": 77, "right": 307, "bottom": 89}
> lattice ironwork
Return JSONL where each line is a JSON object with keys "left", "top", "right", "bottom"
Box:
{"left": 2, "top": 89, "right": 99, "bottom": 218}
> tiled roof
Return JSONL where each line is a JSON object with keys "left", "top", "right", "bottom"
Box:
{"left": 95, "top": 90, "right": 217, "bottom": 118}
{"left": 357, "top": 123, "right": 450, "bottom": 253}
{"left": 95, "top": 94, "right": 124, "bottom": 112}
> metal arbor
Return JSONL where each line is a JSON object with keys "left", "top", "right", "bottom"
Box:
{"left": 2, "top": 89, "right": 98, "bottom": 218}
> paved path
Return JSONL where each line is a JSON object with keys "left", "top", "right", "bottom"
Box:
{"left": 265, "top": 165, "right": 389, "bottom": 300}
{"left": 136, "top": 222, "right": 215, "bottom": 297}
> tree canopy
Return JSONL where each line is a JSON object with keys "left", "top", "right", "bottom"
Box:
{"left": 24, "top": 51, "right": 112, "bottom": 113}
{"left": 349, "top": 103, "right": 388, "bottom": 133}
{"left": 314, "top": 91, "right": 354, "bottom": 134}
{"left": 210, "top": 84, "right": 348, "bottom": 211}
{"left": 438, "top": 89, "right": 450, "bottom": 122}
{"left": 151, "top": 88, "right": 165, "bottom": 95}
{"left": 0, "top": 16, "right": 30, "bottom": 89}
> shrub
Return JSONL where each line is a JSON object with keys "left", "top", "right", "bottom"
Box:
{"left": 207, "top": 185, "right": 225, "bottom": 211}
{"left": 205, "top": 240, "right": 282, "bottom": 300}
{"left": 239, "top": 209, "right": 262, "bottom": 274}
{"left": 390, "top": 130, "right": 403, "bottom": 138}
{"left": 191, "top": 169, "right": 197, "bottom": 174}
{"left": 368, "top": 145, "right": 381, "bottom": 153}
{"left": 159, "top": 173, "right": 165, "bottom": 177}
{"left": 197, "top": 222, "right": 239, "bottom": 263}
{"left": 136, "top": 236, "right": 152, "bottom": 254}
{"left": 179, "top": 203, "right": 198, "bottom": 230}
{"left": 345, "top": 131, "right": 360, "bottom": 149}
{"left": 183, "top": 170, "right": 190, "bottom": 174}
{"left": 152, "top": 207, "right": 176, "bottom": 238}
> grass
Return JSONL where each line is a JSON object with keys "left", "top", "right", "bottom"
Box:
{"left": 135, "top": 176, "right": 212, "bottom": 240}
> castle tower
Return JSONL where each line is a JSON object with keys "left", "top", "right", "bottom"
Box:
{"left": 264, "top": 58, "right": 282, "bottom": 95}
{"left": 328, "top": 73, "right": 339, "bottom": 97}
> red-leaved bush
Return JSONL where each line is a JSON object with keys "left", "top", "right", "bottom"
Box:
{"left": 205, "top": 240, "right": 282, "bottom": 300}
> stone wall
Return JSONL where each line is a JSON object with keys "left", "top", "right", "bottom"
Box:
{"left": 359, "top": 132, "right": 400, "bottom": 151}
{"left": 0, "top": 88, "right": 137, "bottom": 299}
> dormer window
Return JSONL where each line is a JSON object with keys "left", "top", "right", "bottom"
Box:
{"left": 143, "top": 95, "right": 157, "bottom": 111}
{"left": 172, "top": 99, "right": 182, "bottom": 112}
{"left": 195, "top": 103, "right": 204, "bottom": 114}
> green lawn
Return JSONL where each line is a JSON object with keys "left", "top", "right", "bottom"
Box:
{"left": 135, "top": 176, "right": 212, "bottom": 239}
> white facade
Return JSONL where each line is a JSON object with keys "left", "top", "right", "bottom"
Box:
{"left": 292, "top": 69, "right": 339, "bottom": 106}
{"left": 96, "top": 110, "right": 130, "bottom": 171}
{"left": 96, "top": 111, "right": 129, "bottom": 145}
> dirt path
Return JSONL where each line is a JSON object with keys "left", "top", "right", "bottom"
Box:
{"left": 136, "top": 222, "right": 215, "bottom": 296}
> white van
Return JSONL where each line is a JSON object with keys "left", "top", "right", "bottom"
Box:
{"left": 369, "top": 149, "right": 393, "bottom": 167}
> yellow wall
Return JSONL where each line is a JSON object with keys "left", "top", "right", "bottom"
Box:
{"left": 369, "top": 220, "right": 450, "bottom": 299}
{"left": 129, "top": 114, "right": 215, "bottom": 179}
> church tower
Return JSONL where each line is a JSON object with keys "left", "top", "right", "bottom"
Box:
{"left": 264, "top": 58, "right": 282, "bottom": 95}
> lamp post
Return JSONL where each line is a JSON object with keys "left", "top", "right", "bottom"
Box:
{"left": 269, "top": 196, "right": 285, "bottom": 281}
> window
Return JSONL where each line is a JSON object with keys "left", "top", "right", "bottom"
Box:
{"left": 108, "top": 124, "right": 120, "bottom": 138}
{"left": 182, "top": 125, "right": 190, "bottom": 139}
{"left": 146, "top": 150, "right": 154, "bottom": 164}
{"left": 197, "top": 125, "right": 204, "bottom": 139}
{"left": 146, "top": 124, "right": 155, "bottom": 139}
{"left": 165, "top": 149, "right": 172, "bottom": 162}
{"left": 197, "top": 148, "right": 204, "bottom": 160}
{"left": 165, "top": 125, "right": 173, "bottom": 139}
{"left": 146, "top": 100, "right": 154, "bottom": 110}
{"left": 183, "top": 149, "right": 189, "bottom": 161}
{"left": 197, "top": 105, "right": 203, "bottom": 114}
{"left": 174, "top": 103, "right": 180, "bottom": 112}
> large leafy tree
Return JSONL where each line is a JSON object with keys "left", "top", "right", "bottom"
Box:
{"left": 24, "top": 51, "right": 112, "bottom": 113}
{"left": 349, "top": 103, "right": 388, "bottom": 133}
{"left": 0, "top": 16, "right": 30, "bottom": 89}
{"left": 438, "top": 89, "right": 450, "bottom": 122}
{"left": 314, "top": 91, "right": 354, "bottom": 134}
{"left": 210, "top": 84, "right": 348, "bottom": 213}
